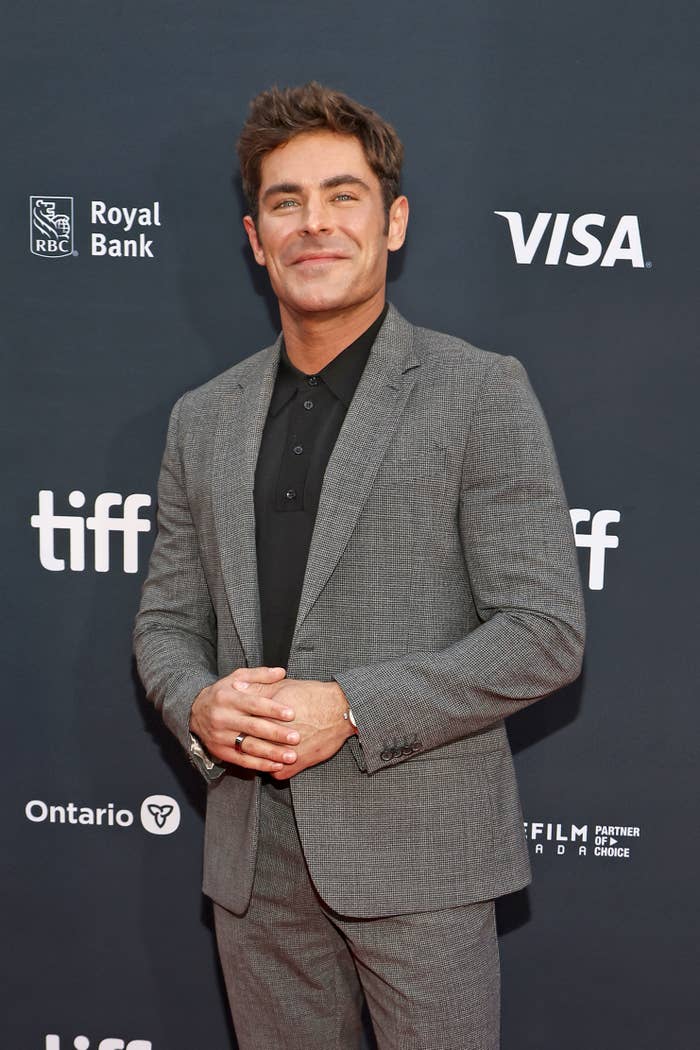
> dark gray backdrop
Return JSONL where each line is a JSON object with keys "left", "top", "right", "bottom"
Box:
{"left": 3, "top": 2, "right": 698, "bottom": 1047}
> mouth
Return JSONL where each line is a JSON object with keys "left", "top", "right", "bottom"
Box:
{"left": 291, "top": 253, "right": 348, "bottom": 266}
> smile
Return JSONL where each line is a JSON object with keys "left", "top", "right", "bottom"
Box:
{"left": 292, "top": 254, "right": 348, "bottom": 266}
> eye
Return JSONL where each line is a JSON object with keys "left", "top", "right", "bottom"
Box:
{"left": 333, "top": 192, "right": 355, "bottom": 202}
{"left": 273, "top": 199, "right": 299, "bottom": 210}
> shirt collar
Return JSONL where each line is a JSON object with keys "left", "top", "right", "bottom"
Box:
{"left": 269, "top": 303, "right": 388, "bottom": 416}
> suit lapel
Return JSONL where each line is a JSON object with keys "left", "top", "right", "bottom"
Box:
{"left": 293, "top": 306, "right": 420, "bottom": 634}
{"left": 212, "top": 304, "right": 420, "bottom": 665}
{"left": 211, "top": 336, "right": 282, "bottom": 666}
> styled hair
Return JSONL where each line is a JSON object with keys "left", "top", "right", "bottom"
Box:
{"left": 237, "top": 82, "right": 404, "bottom": 225}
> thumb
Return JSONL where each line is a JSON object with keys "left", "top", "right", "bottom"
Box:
{"left": 232, "top": 677, "right": 287, "bottom": 697}
{"left": 229, "top": 665, "right": 286, "bottom": 685}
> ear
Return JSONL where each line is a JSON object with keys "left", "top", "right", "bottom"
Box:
{"left": 387, "top": 195, "right": 409, "bottom": 252}
{"left": 243, "top": 215, "right": 266, "bottom": 266}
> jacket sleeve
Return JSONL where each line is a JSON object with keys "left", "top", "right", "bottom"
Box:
{"left": 133, "top": 394, "right": 225, "bottom": 781}
{"left": 333, "top": 354, "right": 585, "bottom": 775}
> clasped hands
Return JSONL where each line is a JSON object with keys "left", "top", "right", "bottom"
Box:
{"left": 190, "top": 666, "right": 356, "bottom": 780}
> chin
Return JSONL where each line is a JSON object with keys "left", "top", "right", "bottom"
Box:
{"left": 286, "top": 287, "right": 355, "bottom": 314}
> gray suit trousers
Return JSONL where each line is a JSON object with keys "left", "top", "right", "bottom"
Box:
{"left": 213, "top": 783, "right": 501, "bottom": 1050}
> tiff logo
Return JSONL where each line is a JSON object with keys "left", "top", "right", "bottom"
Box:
{"left": 45, "top": 1039, "right": 151, "bottom": 1049}
{"left": 570, "top": 509, "right": 620, "bottom": 590}
{"left": 30, "top": 490, "right": 151, "bottom": 573}
{"left": 495, "top": 212, "right": 645, "bottom": 267}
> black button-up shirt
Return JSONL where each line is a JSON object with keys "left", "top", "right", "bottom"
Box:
{"left": 254, "top": 303, "right": 388, "bottom": 669}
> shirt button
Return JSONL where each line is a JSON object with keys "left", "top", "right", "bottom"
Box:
{"left": 307, "top": 376, "right": 319, "bottom": 386}
{"left": 303, "top": 399, "right": 314, "bottom": 410}
{"left": 284, "top": 488, "right": 297, "bottom": 500}
{"left": 293, "top": 444, "right": 303, "bottom": 455}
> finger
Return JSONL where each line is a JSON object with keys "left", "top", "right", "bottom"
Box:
{"left": 229, "top": 716, "right": 300, "bottom": 745}
{"left": 213, "top": 746, "right": 288, "bottom": 773}
{"left": 205, "top": 685, "right": 295, "bottom": 724}
{"left": 206, "top": 718, "right": 298, "bottom": 752}
{"left": 231, "top": 679, "right": 283, "bottom": 695}
{"left": 229, "top": 666, "right": 286, "bottom": 683}
{"left": 237, "top": 737, "right": 298, "bottom": 765}
{"left": 228, "top": 685, "right": 295, "bottom": 721}
{"left": 270, "top": 765, "right": 295, "bottom": 781}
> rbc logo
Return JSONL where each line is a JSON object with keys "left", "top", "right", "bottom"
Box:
{"left": 30, "top": 490, "right": 152, "bottom": 573}
{"left": 45, "top": 1039, "right": 151, "bottom": 1049}
{"left": 30, "top": 196, "right": 74, "bottom": 258}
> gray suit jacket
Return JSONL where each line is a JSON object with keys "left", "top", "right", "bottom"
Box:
{"left": 134, "top": 303, "right": 585, "bottom": 918}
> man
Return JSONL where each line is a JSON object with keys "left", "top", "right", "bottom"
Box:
{"left": 134, "top": 82, "right": 585, "bottom": 1050}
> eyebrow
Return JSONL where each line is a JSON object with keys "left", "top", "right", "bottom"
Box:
{"left": 261, "top": 174, "right": 372, "bottom": 204}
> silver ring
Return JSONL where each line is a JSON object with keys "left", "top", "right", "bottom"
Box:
{"left": 234, "top": 733, "right": 247, "bottom": 753}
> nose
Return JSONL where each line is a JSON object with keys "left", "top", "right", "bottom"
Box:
{"left": 301, "top": 195, "right": 332, "bottom": 236}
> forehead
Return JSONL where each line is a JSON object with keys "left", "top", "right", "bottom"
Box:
{"left": 258, "top": 130, "right": 378, "bottom": 190}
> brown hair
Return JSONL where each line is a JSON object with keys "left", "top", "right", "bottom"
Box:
{"left": 237, "top": 82, "right": 404, "bottom": 226}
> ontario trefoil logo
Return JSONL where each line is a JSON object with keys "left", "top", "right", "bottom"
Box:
{"left": 30, "top": 196, "right": 74, "bottom": 258}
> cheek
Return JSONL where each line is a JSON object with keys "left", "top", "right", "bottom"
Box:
{"left": 256, "top": 222, "right": 281, "bottom": 256}
{"left": 354, "top": 217, "right": 387, "bottom": 260}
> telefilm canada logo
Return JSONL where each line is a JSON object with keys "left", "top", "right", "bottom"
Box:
{"left": 495, "top": 211, "right": 648, "bottom": 268}
{"left": 45, "top": 1037, "right": 152, "bottom": 1049}
{"left": 30, "top": 196, "right": 74, "bottom": 258}
{"left": 28, "top": 196, "right": 162, "bottom": 258}
{"left": 523, "top": 820, "right": 641, "bottom": 861}
{"left": 25, "top": 794, "right": 181, "bottom": 836}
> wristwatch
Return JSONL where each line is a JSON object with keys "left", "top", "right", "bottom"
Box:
{"left": 342, "top": 707, "right": 358, "bottom": 732}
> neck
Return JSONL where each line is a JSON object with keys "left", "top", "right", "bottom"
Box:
{"left": 280, "top": 291, "right": 386, "bottom": 373}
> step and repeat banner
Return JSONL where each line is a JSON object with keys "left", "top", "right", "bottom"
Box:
{"left": 2, "top": 2, "right": 697, "bottom": 1048}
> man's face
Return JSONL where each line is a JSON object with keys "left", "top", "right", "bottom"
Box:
{"left": 243, "top": 130, "right": 408, "bottom": 319}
